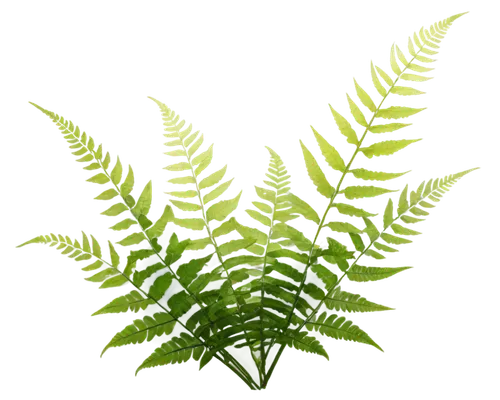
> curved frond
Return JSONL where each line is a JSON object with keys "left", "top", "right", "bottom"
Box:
{"left": 101, "top": 312, "right": 176, "bottom": 356}
{"left": 275, "top": 332, "right": 329, "bottom": 359}
{"left": 135, "top": 333, "right": 204, "bottom": 375}
{"left": 92, "top": 290, "right": 154, "bottom": 316}
{"left": 325, "top": 288, "right": 393, "bottom": 312}
{"left": 306, "top": 312, "right": 382, "bottom": 351}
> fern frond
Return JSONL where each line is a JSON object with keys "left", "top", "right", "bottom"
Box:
{"left": 305, "top": 312, "right": 382, "bottom": 351}
{"left": 150, "top": 97, "right": 270, "bottom": 373}
{"left": 13, "top": 230, "right": 103, "bottom": 268}
{"left": 101, "top": 312, "right": 176, "bottom": 356}
{"left": 325, "top": 288, "right": 393, "bottom": 312}
{"left": 29, "top": 102, "right": 171, "bottom": 249}
{"left": 275, "top": 331, "right": 329, "bottom": 359}
{"left": 20, "top": 100, "right": 258, "bottom": 378}
{"left": 92, "top": 290, "right": 154, "bottom": 315}
{"left": 135, "top": 333, "right": 204, "bottom": 375}
{"left": 263, "top": 13, "right": 469, "bottom": 383}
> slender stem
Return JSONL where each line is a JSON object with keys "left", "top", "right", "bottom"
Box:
{"left": 257, "top": 172, "right": 280, "bottom": 379}
{"left": 219, "top": 353, "right": 262, "bottom": 392}
{"left": 263, "top": 344, "right": 285, "bottom": 388}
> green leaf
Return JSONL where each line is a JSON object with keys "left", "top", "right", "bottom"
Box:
{"left": 349, "top": 233, "right": 365, "bottom": 252}
{"left": 177, "top": 254, "right": 213, "bottom": 286}
{"left": 365, "top": 249, "right": 385, "bottom": 259}
{"left": 167, "top": 190, "right": 197, "bottom": 198}
{"left": 168, "top": 291, "right": 196, "bottom": 318}
{"left": 192, "top": 144, "right": 213, "bottom": 166}
{"left": 198, "top": 162, "right": 229, "bottom": 191}
{"left": 101, "top": 312, "right": 176, "bottom": 356}
{"left": 329, "top": 105, "right": 358, "bottom": 145}
{"left": 408, "top": 63, "right": 434, "bottom": 74}
{"left": 380, "top": 233, "right": 415, "bottom": 248}
{"left": 100, "top": 274, "right": 128, "bottom": 289}
{"left": 255, "top": 186, "right": 276, "bottom": 203}
{"left": 110, "top": 158, "right": 124, "bottom": 186}
{"left": 244, "top": 207, "right": 273, "bottom": 226}
{"left": 406, "top": 9, "right": 470, "bottom": 57}
{"left": 87, "top": 173, "right": 110, "bottom": 184}
{"left": 399, "top": 72, "right": 434, "bottom": 83}
{"left": 284, "top": 191, "right": 319, "bottom": 225}
{"left": 248, "top": 198, "right": 276, "bottom": 215}
{"left": 398, "top": 185, "right": 409, "bottom": 215}
{"left": 195, "top": 146, "right": 213, "bottom": 176}
{"left": 82, "top": 260, "right": 103, "bottom": 271}
{"left": 368, "top": 123, "right": 411, "bottom": 133}
{"left": 311, "top": 264, "right": 338, "bottom": 290}
{"left": 95, "top": 189, "right": 119, "bottom": 200}
{"left": 207, "top": 190, "right": 245, "bottom": 221}
{"left": 261, "top": 143, "right": 292, "bottom": 194}
{"left": 166, "top": 173, "right": 193, "bottom": 186}
{"left": 391, "top": 86, "right": 425, "bottom": 96}
{"left": 331, "top": 201, "right": 375, "bottom": 219}
{"left": 368, "top": 60, "right": 394, "bottom": 97}
{"left": 110, "top": 219, "right": 137, "bottom": 231}
{"left": 373, "top": 242, "right": 398, "bottom": 253}
{"left": 347, "top": 265, "right": 411, "bottom": 282}
{"left": 362, "top": 217, "right": 380, "bottom": 242}
{"left": 109, "top": 242, "right": 120, "bottom": 267}
{"left": 392, "top": 223, "right": 421, "bottom": 235}
{"left": 380, "top": 196, "right": 396, "bottom": 228}
{"left": 82, "top": 266, "right": 119, "bottom": 285}
{"left": 199, "top": 350, "right": 215, "bottom": 370}
{"left": 300, "top": 141, "right": 334, "bottom": 198}
{"left": 117, "top": 232, "right": 147, "bottom": 246}
{"left": 14, "top": 232, "right": 94, "bottom": 263}
{"left": 350, "top": 168, "right": 409, "bottom": 181}
{"left": 92, "top": 290, "right": 154, "bottom": 315}
{"left": 325, "top": 288, "right": 393, "bottom": 312}
{"left": 165, "top": 162, "right": 191, "bottom": 171}
{"left": 173, "top": 216, "right": 207, "bottom": 232}
{"left": 219, "top": 238, "right": 255, "bottom": 258}
{"left": 138, "top": 214, "right": 153, "bottom": 230}
{"left": 325, "top": 219, "right": 362, "bottom": 235}
{"left": 353, "top": 78, "right": 376, "bottom": 112}
{"left": 146, "top": 205, "right": 174, "bottom": 239}
{"left": 271, "top": 223, "right": 312, "bottom": 251}
{"left": 346, "top": 94, "right": 368, "bottom": 127}
{"left": 120, "top": 161, "right": 137, "bottom": 197}
{"left": 276, "top": 332, "right": 329, "bottom": 359}
{"left": 311, "top": 127, "right": 345, "bottom": 172}
{"left": 306, "top": 312, "right": 382, "bottom": 351}
{"left": 132, "top": 181, "right": 152, "bottom": 217}
{"left": 165, "top": 233, "right": 190, "bottom": 265}
{"left": 135, "top": 333, "right": 203, "bottom": 375}
{"left": 200, "top": 176, "right": 236, "bottom": 206}
{"left": 171, "top": 200, "right": 201, "bottom": 212}
{"left": 376, "top": 106, "right": 426, "bottom": 119}
{"left": 387, "top": 41, "right": 409, "bottom": 76}
{"left": 360, "top": 139, "right": 421, "bottom": 158}
{"left": 148, "top": 272, "right": 173, "bottom": 300}
{"left": 342, "top": 186, "right": 396, "bottom": 200}
{"left": 184, "top": 235, "right": 213, "bottom": 253}
{"left": 101, "top": 203, "right": 128, "bottom": 217}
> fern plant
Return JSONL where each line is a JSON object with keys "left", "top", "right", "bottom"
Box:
{"left": 19, "top": 12, "right": 475, "bottom": 390}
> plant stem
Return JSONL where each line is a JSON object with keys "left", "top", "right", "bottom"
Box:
{"left": 262, "top": 344, "right": 285, "bottom": 388}
{"left": 219, "top": 353, "right": 261, "bottom": 392}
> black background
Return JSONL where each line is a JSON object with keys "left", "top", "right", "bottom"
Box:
{"left": 3, "top": 5, "right": 497, "bottom": 399}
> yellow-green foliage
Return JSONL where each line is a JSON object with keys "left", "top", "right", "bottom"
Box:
{"left": 19, "top": 12, "right": 475, "bottom": 390}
